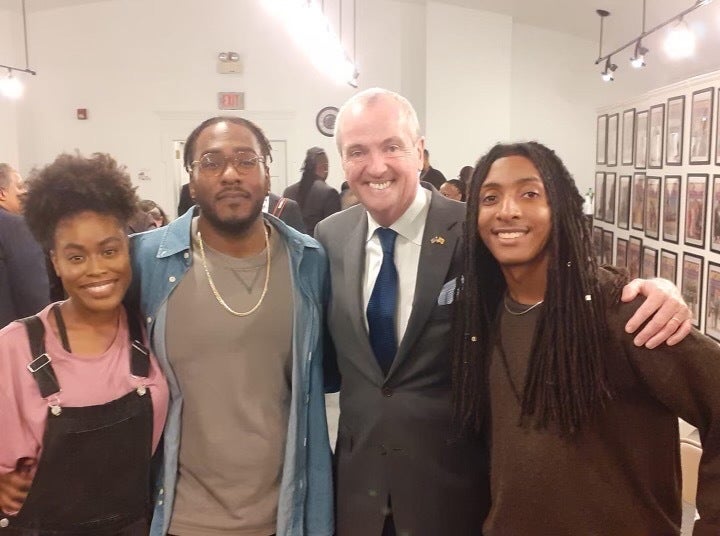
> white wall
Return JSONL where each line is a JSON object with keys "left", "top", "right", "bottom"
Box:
{"left": 426, "top": 2, "right": 512, "bottom": 179}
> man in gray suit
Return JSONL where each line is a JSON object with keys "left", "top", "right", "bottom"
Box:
{"left": 316, "top": 88, "right": 691, "bottom": 536}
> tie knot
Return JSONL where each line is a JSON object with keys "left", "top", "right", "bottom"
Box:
{"left": 376, "top": 228, "right": 397, "bottom": 254}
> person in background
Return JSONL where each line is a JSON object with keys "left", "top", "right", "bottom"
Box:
{"left": 440, "top": 178, "right": 466, "bottom": 202}
{"left": 340, "top": 181, "right": 359, "bottom": 210}
{"left": 0, "top": 164, "right": 50, "bottom": 329}
{"left": 131, "top": 116, "right": 333, "bottom": 536}
{"left": 177, "top": 183, "right": 193, "bottom": 217}
{"left": 458, "top": 165, "right": 473, "bottom": 187}
{"left": 139, "top": 199, "right": 170, "bottom": 228}
{"left": 419, "top": 148, "right": 446, "bottom": 189}
{"left": 265, "top": 177, "right": 306, "bottom": 233}
{"left": 318, "top": 87, "right": 692, "bottom": 536}
{"left": 452, "top": 141, "right": 717, "bottom": 535}
{"left": 0, "top": 152, "right": 168, "bottom": 535}
{"left": 283, "top": 147, "right": 341, "bottom": 236}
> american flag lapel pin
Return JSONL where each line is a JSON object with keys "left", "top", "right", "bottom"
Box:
{"left": 430, "top": 236, "right": 446, "bottom": 245}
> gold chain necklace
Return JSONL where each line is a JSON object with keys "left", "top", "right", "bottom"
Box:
{"left": 197, "top": 225, "right": 271, "bottom": 317}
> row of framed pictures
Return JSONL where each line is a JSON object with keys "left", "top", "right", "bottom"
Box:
{"left": 594, "top": 172, "right": 720, "bottom": 252}
{"left": 596, "top": 86, "right": 719, "bottom": 167}
{"left": 592, "top": 227, "right": 720, "bottom": 337}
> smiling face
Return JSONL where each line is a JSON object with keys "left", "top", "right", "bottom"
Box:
{"left": 51, "top": 211, "right": 131, "bottom": 316}
{"left": 477, "top": 155, "right": 552, "bottom": 274}
{"left": 189, "top": 121, "right": 269, "bottom": 235}
{"left": 337, "top": 94, "right": 424, "bottom": 227}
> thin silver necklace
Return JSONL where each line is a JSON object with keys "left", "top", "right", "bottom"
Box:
{"left": 503, "top": 294, "right": 544, "bottom": 316}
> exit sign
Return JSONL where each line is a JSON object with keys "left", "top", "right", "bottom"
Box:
{"left": 218, "top": 92, "right": 245, "bottom": 110}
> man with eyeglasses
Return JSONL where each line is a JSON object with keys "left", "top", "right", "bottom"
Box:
{"left": 0, "top": 164, "right": 50, "bottom": 329}
{"left": 315, "top": 88, "right": 692, "bottom": 536}
{"left": 129, "top": 117, "right": 333, "bottom": 536}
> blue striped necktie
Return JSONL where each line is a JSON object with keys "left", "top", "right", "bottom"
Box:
{"left": 367, "top": 227, "right": 398, "bottom": 375}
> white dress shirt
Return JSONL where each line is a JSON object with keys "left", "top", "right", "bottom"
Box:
{"left": 363, "top": 185, "right": 431, "bottom": 343}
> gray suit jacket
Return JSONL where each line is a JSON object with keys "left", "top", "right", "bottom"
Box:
{"left": 316, "top": 187, "right": 488, "bottom": 536}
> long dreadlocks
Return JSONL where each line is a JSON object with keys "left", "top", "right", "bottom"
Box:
{"left": 452, "top": 141, "right": 615, "bottom": 437}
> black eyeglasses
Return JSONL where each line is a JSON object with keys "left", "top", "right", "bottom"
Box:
{"left": 191, "top": 152, "right": 266, "bottom": 178}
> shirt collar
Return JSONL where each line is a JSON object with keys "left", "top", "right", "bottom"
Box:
{"left": 366, "top": 184, "right": 430, "bottom": 246}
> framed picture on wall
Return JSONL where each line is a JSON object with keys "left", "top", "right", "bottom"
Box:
{"left": 604, "top": 172, "right": 616, "bottom": 224}
{"left": 644, "top": 176, "right": 661, "bottom": 239}
{"left": 593, "top": 226, "right": 603, "bottom": 264}
{"left": 666, "top": 95, "right": 685, "bottom": 166}
{"left": 627, "top": 236, "right": 643, "bottom": 279}
{"left": 596, "top": 115, "right": 608, "bottom": 165}
{"left": 660, "top": 249, "right": 678, "bottom": 283}
{"left": 594, "top": 172, "right": 605, "bottom": 220}
{"left": 635, "top": 110, "right": 648, "bottom": 170}
{"left": 717, "top": 89, "right": 720, "bottom": 166}
{"left": 648, "top": 104, "right": 665, "bottom": 169}
{"left": 622, "top": 108, "right": 635, "bottom": 165}
{"left": 710, "top": 175, "right": 720, "bottom": 253}
{"left": 681, "top": 252, "right": 703, "bottom": 329}
{"left": 706, "top": 262, "right": 720, "bottom": 341}
{"left": 662, "top": 175, "right": 682, "bottom": 244}
{"left": 642, "top": 246, "right": 658, "bottom": 278}
{"left": 689, "top": 87, "right": 714, "bottom": 165}
{"left": 602, "top": 229, "right": 614, "bottom": 265}
{"left": 617, "top": 175, "right": 631, "bottom": 230}
{"left": 616, "top": 238, "right": 628, "bottom": 268}
{"left": 631, "top": 173, "right": 646, "bottom": 231}
{"left": 607, "top": 113, "right": 619, "bottom": 167}
{"left": 684, "top": 173, "right": 708, "bottom": 249}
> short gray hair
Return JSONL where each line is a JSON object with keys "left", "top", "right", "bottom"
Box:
{"left": 334, "top": 87, "right": 421, "bottom": 152}
{"left": 0, "top": 164, "right": 15, "bottom": 189}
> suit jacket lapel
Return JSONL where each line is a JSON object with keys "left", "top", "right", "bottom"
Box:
{"left": 341, "top": 211, "right": 385, "bottom": 378}
{"left": 388, "top": 192, "right": 462, "bottom": 378}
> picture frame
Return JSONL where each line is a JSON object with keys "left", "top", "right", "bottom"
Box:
{"left": 604, "top": 172, "right": 616, "bottom": 224}
{"left": 642, "top": 246, "right": 658, "bottom": 278}
{"left": 631, "top": 173, "right": 645, "bottom": 231}
{"left": 635, "top": 110, "right": 648, "bottom": 170}
{"left": 717, "top": 89, "right": 720, "bottom": 166}
{"left": 684, "top": 173, "right": 709, "bottom": 249}
{"left": 616, "top": 237, "right": 628, "bottom": 268}
{"left": 622, "top": 108, "right": 635, "bottom": 165}
{"left": 666, "top": 96, "right": 685, "bottom": 166}
{"left": 659, "top": 249, "right": 678, "bottom": 283}
{"left": 705, "top": 262, "right": 720, "bottom": 341}
{"left": 592, "top": 226, "right": 603, "bottom": 264}
{"left": 662, "top": 175, "right": 682, "bottom": 244}
{"left": 681, "top": 252, "right": 703, "bottom": 329}
{"left": 648, "top": 104, "right": 665, "bottom": 169}
{"left": 602, "top": 229, "right": 614, "bottom": 265}
{"left": 594, "top": 172, "right": 605, "bottom": 221}
{"left": 596, "top": 114, "right": 608, "bottom": 165}
{"left": 644, "top": 176, "right": 661, "bottom": 240}
{"left": 627, "top": 236, "right": 643, "bottom": 279}
{"left": 607, "top": 113, "right": 618, "bottom": 167}
{"left": 689, "top": 87, "right": 714, "bottom": 165}
{"left": 617, "top": 175, "right": 631, "bottom": 230}
{"left": 710, "top": 175, "right": 720, "bottom": 253}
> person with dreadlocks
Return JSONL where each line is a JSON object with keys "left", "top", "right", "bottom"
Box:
{"left": 283, "top": 146, "right": 341, "bottom": 236}
{"left": 452, "top": 141, "right": 720, "bottom": 535}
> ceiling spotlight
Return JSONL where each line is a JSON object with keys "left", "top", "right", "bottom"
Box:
{"left": 601, "top": 57, "right": 617, "bottom": 82}
{"left": 630, "top": 40, "right": 649, "bottom": 68}
{"left": 0, "top": 70, "right": 23, "bottom": 99}
{"left": 664, "top": 18, "right": 696, "bottom": 59}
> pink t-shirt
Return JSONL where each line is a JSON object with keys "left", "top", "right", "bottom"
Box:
{"left": 0, "top": 303, "right": 169, "bottom": 474}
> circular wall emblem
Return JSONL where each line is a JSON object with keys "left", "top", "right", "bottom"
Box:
{"left": 316, "top": 106, "right": 339, "bottom": 137}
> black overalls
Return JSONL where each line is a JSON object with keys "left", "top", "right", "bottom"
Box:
{"left": 1, "top": 306, "right": 154, "bottom": 536}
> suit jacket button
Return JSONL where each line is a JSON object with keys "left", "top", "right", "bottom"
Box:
{"left": 381, "top": 387, "right": 393, "bottom": 397}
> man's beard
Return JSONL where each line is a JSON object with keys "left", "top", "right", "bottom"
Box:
{"left": 197, "top": 197, "right": 264, "bottom": 236}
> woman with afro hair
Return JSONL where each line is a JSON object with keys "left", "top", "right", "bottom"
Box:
{"left": 0, "top": 153, "right": 168, "bottom": 535}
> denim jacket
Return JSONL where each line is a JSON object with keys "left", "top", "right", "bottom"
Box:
{"left": 130, "top": 209, "right": 334, "bottom": 536}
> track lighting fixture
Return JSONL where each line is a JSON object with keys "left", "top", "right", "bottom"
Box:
{"left": 594, "top": 0, "right": 713, "bottom": 82}
{"left": 0, "top": 0, "right": 36, "bottom": 100}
